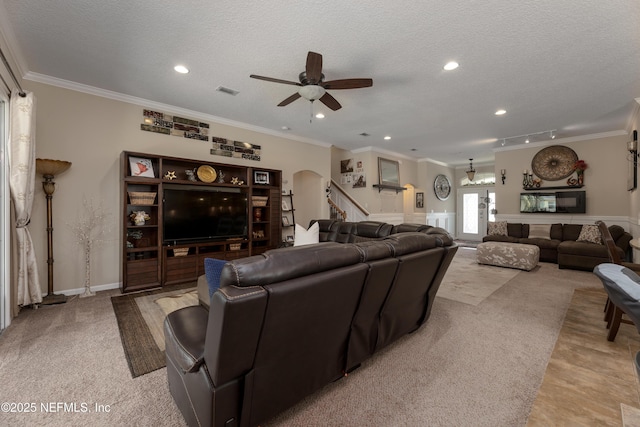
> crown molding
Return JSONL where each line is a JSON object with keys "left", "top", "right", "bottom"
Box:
{"left": 350, "top": 145, "right": 414, "bottom": 161}
{"left": 493, "top": 130, "right": 628, "bottom": 152}
{"left": 23, "top": 71, "right": 334, "bottom": 149}
{"left": 417, "top": 157, "right": 451, "bottom": 167}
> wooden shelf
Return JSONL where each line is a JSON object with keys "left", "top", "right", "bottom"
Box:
{"left": 373, "top": 184, "right": 407, "bottom": 193}
{"left": 523, "top": 185, "right": 583, "bottom": 191}
{"left": 121, "top": 151, "right": 282, "bottom": 293}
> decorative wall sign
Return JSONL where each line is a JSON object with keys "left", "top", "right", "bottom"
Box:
{"left": 531, "top": 145, "right": 578, "bottom": 181}
{"left": 211, "top": 137, "right": 261, "bottom": 161}
{"left": 140, "top": 108, "right": 261, "bottom": 161}
{"left": 141, "top": 109, "right": 209, "bottom": 141}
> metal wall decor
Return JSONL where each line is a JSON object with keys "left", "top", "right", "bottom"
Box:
{"left": 531, "top": 145, "right": 578, "bottom": 181}
{"left": 433, "top": 174, "right": 451, "bottom": 200}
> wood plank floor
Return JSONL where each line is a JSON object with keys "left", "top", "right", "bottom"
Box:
{"left": 528, "top": 288, "right": 640, "bottom": 426}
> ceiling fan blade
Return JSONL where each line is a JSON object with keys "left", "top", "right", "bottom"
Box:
{"left": 306, "top": 51, "right": 323, "bottom": 84}
{"left": 277, "top": 92, "right": 302, "bottom": 107}
{"left": 319, "top": 92, "right": 342, "bottom": 111}
{"left": 250, "top": 74, "right": 301, "bottom": 86}
{"left": 323, "top": 78, "right": 373, "bottom": 90}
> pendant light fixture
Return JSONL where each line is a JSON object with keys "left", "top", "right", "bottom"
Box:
{"left": 466, "top": 158, "right": 476, "bottom": 181}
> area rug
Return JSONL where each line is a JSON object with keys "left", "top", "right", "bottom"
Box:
{"left": 111, "top": 282, "right": 198, "bottom": 378}
{"left": 437, "top": 246, "right": 522, "bottom": 305}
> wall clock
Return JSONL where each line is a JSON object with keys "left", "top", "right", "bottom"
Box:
{"left": 531, "top": 145, "right": 578, "bottom": 181}
{"left": 434, "top": 174, "right": 451, "bottom": 201}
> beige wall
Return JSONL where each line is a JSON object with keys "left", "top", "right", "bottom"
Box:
{"left": 25, "top": 80, "right": 331, "bottom": 293}
{"left": 331, "top": 147, "right": 418, "bottom": 215}
{"left": 418, "top": 161, "right": 456, "bottom": 213}
{"left": 493, "top": 134, "right": 629, "bottom": 217}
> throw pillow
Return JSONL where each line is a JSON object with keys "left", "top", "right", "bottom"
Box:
{"left": 528, "top": 224, "right": 551, "bottom": 240}
{"left": 204, "top": 258, "right": 227, "bottom": 297}
{"left": 487, "top": 221, "right": 508, "bottom": 236}
{"left": 294, "top": 222, "right": 319, "bottom": 246}
{"left": 577, "top": 224, "right": 602, "bottom": 244}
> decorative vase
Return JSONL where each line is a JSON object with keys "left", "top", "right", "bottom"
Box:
{"left": 253, "top": 207, "right": 262, "bottom": 222}
{"left": 578, "top": 173, "right": 584, "bottom": 185}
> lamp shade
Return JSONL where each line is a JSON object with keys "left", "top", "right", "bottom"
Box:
{"left": 36, "top": 158, "right": 72, "bottom": 177}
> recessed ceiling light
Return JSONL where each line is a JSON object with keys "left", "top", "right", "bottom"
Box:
{"left": 174, "top": 65, "right": 189, "bottom": 74}
{"left": 315, "top": 113, "right": 325, "bottom": 119}
{"left": 281, "top": 126, "right": 290, "bottom": 131}
{"left": 444, "top": 61, "right": 459, "bottom": 71}
{"left": 495, "top": 109, "right": 507, "bottom": 115}
{"left": 384, "top": 136, "right": 391, "bottom": 140}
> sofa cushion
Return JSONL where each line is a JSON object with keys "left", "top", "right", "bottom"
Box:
{"left": 609, "top": 225, "right": 626, "bottom": 242}
{"left": 509, "top": 223, "right": 526, "bottom": 238}
{"left": 204, "top": 258, "right": 227, "bottom": 297}
{"left": 528, "top": 224, "right": 551, "bottom": 240}
{"left": 558, "top": 240, "right": 609, "bottom": 257}
{"left": 487, "top": 221, "right": 508, "bottom": 236}
{"left": 294, "top": 222, "right": 319, "bottom": 246}
{"left": 577, "top": 224, "right": 602, "bottom": 244}
{"left": 220, "top": 242, "right": 362, "bottom": 287}
{"left": 392, "top": 223, "right": 431, "bottom": 234}
{"left": 519, "top": 238, "right": 561, "bottom": 250}
{"left": 355, "top": 240, "right": 394, "bottom": 261}
{"left": 383, "top": 232, "right": 439, "bottom": 256}
{"left": 562, "top": 224, "right": 583, "bottom": 241}
{"left": 483, "top": 235, "right": 519, "bottom": 243}
{"left": 550, "top": 224, "right": 564, "bottom": 240}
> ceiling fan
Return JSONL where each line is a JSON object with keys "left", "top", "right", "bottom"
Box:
{"left": 250, "top": 51, "right": 373, "bottom": 111}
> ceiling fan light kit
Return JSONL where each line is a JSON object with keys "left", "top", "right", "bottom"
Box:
{"left": 250, "top": 51, "right": 373, "bottom": 112}
{"left": 298, "top": 85, "right": 325, "bottom": 101}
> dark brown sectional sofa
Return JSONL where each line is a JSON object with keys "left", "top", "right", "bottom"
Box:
{"left": 165, "top": 221, "right": 457, "bottom": 427}
{"left": 482, "top": 222, "right": 632, "bottom": 271}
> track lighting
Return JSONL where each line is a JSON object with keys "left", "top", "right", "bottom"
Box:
{"left": 499, "top": 129, "right": 557, "bottom": 147}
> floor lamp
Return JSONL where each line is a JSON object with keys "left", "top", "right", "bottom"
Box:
{"left": 36, "top": 158, "right": 72, "bottom": 305}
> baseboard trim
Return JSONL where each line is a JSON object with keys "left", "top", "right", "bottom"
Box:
{"left": 44, "top": 281, "right": 121, "bottom": 297}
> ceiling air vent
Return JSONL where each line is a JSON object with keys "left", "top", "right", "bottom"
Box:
{"left": 215, "top": 86, "right": 240, "bottom": 96}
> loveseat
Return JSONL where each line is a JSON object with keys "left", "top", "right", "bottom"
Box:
{"left": 165, "top": 225, "right": 457, "bottom": 427}
{"left": 482, "top": 222, "right": 632, "bottom": 271}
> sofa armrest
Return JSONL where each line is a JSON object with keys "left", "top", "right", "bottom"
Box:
{"left": 164, "top": 305, "right": 209, "bottom": 374}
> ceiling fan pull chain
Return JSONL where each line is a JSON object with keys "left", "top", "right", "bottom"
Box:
{"left": 310, "top": 100, "right": 313, "bottom": 123}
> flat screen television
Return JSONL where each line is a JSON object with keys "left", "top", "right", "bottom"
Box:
{"left": 163, "top": 185, "right": 248, "bottom": 244}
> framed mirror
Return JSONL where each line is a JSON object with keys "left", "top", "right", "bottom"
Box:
{"left": 378, "top": 157, "right": 400, "bottom": 186}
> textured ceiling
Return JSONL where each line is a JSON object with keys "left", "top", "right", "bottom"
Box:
{"left": 2, "top": 0, "right": 640, "bottom": 165}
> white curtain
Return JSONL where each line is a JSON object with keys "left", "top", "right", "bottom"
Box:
{"left": 8, "top": 91, "right": 42, "bottom": 306}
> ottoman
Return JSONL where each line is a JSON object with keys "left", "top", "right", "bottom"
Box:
{"left": 476, "top": 242, "right": 540, "bottom": 271}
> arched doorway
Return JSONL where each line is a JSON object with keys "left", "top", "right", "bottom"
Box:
{"left": 292, "top": 170, "right": 327, "bottom": 228}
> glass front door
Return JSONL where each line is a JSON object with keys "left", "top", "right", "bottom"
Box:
{"left": 457, "top": 188, "right": 495, "bottom": 241}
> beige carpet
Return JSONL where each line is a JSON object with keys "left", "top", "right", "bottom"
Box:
{"left": 0, "top": 249, "right": 603, "bottom": 426}
{"left": 437, "top": 247, "right": 521, "bottom": 305}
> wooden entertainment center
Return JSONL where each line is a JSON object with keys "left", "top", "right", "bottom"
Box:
{"left": 120, "top": 151, "right": 282, "bottom": 293}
